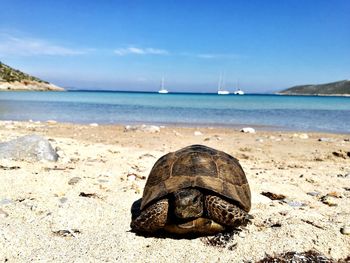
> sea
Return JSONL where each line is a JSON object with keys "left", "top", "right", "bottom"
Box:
{"left": 0, "top": 91, "right": 349, "bottom": 133}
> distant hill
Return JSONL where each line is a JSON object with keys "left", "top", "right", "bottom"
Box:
{"left": 278, "top": 80, "right": 350, "bottom": 96}
{"left": 0, "top": 61, "right": 64, "bottom": 91}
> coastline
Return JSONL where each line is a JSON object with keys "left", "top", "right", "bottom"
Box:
{"left": 276, "top": 92, "right": 350, "bottom": 97}
{"left": 0, "top": 120, "right": 349, "bottom": 262}
{"left": 0, "top": 81, "right": 64, "bottom": 92}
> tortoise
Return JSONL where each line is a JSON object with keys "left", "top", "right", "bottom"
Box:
{"left": 130, "top": 144, "right": 251, "bottom": 235}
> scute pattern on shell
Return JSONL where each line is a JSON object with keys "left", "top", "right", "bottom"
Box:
{"left": 140, "top": 145, "right": 251, "bottom": 212}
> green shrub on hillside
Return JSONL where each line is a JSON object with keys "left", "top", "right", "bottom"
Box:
{"left": 0, "top": 61, "right": 49, "bottom": 84}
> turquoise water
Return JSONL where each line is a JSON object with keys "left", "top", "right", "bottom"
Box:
{"left": 0, "top": 91, "right": 349, "bottom": 133}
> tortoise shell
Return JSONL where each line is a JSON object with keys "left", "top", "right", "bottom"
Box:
{"left": 141, "top": 145, "right": 251, "bottom": 212}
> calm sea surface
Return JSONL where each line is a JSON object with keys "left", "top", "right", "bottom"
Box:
{"left": 0, "top": 91, "right": 349, "bottom": 133}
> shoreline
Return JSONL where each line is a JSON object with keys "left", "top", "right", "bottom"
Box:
{"left": 1, "top": 119, "right": 349, "bottom": 135}
{"left": 276, "top": 92, "right": 350, "bottom": 97}
{"left": 0, "top": 81, "right": 64, "bottom": 92}
{"left": 1, "top": 120, "right": 349, "bottom": 262}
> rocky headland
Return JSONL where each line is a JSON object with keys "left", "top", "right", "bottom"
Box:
{"left": 278, "top": 80, "right": 350, "bottom": 96}
{"left": 0, "top": 62, "right": 64, "bottom": 91}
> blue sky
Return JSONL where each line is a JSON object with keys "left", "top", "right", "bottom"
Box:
{"left": 0, "top": 0, "right": 349, "bottom": 93}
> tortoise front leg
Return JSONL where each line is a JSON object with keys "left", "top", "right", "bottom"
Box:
{"left": 130, "top": 198, "right": 169, "bottom": 233}
{"left": 205, "top": 195, "right": 248, "bottom": 227}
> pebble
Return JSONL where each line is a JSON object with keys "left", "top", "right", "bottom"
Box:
{"left": 68, "top": 177, "right": 81, "bottom": 185}
{"left": 318, "top": 138, "right": 334, "bottom": 142}
{"left": 59, "top": 197, "right": 68, "bottom": 204}
{"left": 307, "top": 191, "right": 321, "bottom": 197}
{"left": 261, "top": 191, "right": 286, "bottom": 200}
{"left": 326, "top": 191, "right": 342, "bottom": 198}
{"left": 238, "top": 232, "right": 246, "bottom": 238}
{"left": 0, "top": 198, "right": 13, "bottom": 206}
{"left": 124, "top": 124, "right": 160, "bottom": 133}
{"left": 211, "top": 135, "right": 222, "bottom": 140}
{"left": 194, "top": 131, "right": 203, "bottom": 136}
{"left": 46, "top": 120, "right": 57, "bottom": 124}
{"left": 127, "top": 174, "right": 136, "bottom": 181}
{"left": 205, "top": 135, "right": 222, "bottom": 141}
{"left": 320, "top": 195, "right": 337, "bottom": 206}
{"left": 241, "top": 127, "right": 256, "bottom": 133}
{"left": 256, "top": 138, "right": 264, "bottom": 143}
{"left": 299, "top": 133, "right": 309, "bottom": 139}
{"left": 332, "top": 151, "right": 347, "bottom": 159}
{"left": 285, "top": 200, "right": 306, "bottom": 207}
{"left": 337, "top": 174, "right": 349, "bottom": 178}
{"left": 0, "top": 208, "right": 9, "bottom": 218}
{"left": 89, "top": 123, "right": 99, "bottom": 127}
{"left": 340, "top": 226, "right": 350, "bottom": 235}
{"left": 173, "top": 130, "right": 182, "bottom": 137}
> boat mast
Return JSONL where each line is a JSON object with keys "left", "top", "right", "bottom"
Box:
{"left": 218, "top": 73, "right": 223, "bottom": 91}
{"left": 160, "top": 77, "right": 164, "bottom": 90}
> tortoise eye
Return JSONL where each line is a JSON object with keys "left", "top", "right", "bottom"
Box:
{"left": 193, "top": 196, "right": 200, "bottom": 203}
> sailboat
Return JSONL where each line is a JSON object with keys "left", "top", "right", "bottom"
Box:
{"left": 233, "top": 80, "right": 244, "bottom": 95}
{"left": 233, "top": 89, "right": 244, "bottom": 95}
{"left": 217, "top": 74, "right": 229, "bottom": 95}
{"left": 158, "top": 77, "right": 168, "bottom": 94}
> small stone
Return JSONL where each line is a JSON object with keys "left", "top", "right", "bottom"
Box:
{"left": 337, "top": 174, "right": 349, "bottom": 178}
{"left": 127, "top": 174, "right": 136, "bottom": 181}
{"left": 318, "top": 138, "right": 334, "bottom": 142}
{"left": 241, "top": 127, "right": 255, "bottom": 133}
{"left": 59, "top": 197, "right": 68, "bottom": 204}
{"left": 261, "top": 191, "right": 286, "bottom": 200}
{"left": 68, "top": 177, "right": 81, "bottom": 185}
{"left": 46, "top": 120, "right": 57, "bottom": 124}
{"left": 89, "top": 123, "right": 99, "bottom": 127}
{"left": 285, "top": 200, "right": 305, "bottom": 207}
{"left": 299, "top": 133, "right": 309, "bottom": 139}
{"left": 333, "top": 151, "right": 346, "bottom": 158}
{"left": 139, "top": 153, "right": 156, "bottom": 159}
{"left": 0, "top": 198, "right": 13, "bottom": 206}
{"left": 320, "top": 195, "right": 337, "bottom": 206}
{"left": 124, "top": 124, "right": 160, "bottom": 133}
{"left": 307, "top": 192, "right": 320, "bottom": 197}
{"left": 0, "top": 208, "right": 9, "bottom": 218}
{"left": 256, "top": 138, "right": 264, "bottom": 142}
{"left": 340, "top": 226, "right": 350, "bottom": 235}
{"left": 238, "top": 232, "right": 246, "bottom": 238}
{"left": 194, "top": 131, "right": 203, "bottom": 136}
{"left": 327, "top": 191, "right": 342, "bottom": 198}
{"left": 173, "top": 130, "right": 182, "bottom": 137}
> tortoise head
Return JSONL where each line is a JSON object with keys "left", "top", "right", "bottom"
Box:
{"left": 172, "top": 188, "right": 204, "bottom": 219}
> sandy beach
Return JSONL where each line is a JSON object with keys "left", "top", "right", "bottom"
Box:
{"left": 0, "top": 120, "right": 349, "bottom": 262}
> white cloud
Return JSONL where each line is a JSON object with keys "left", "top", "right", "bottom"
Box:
{"left": 114, "top": 46, "right": 169, "bottom": 56}
{"left": 0, "top": 34, "right": 91, "bottom": 56}
{"left": 178, "top": 52, "right": 242, "bottom": 60}
{"left": 195, "top": 53, "right": 241, "bottom": 59}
